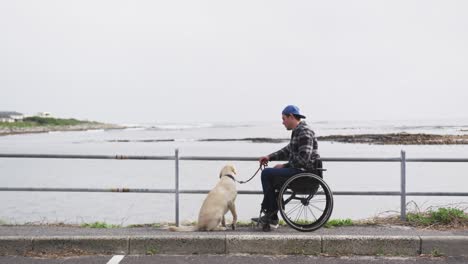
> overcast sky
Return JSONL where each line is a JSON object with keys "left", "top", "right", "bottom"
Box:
{"left": 1, "top": 1, "right": 467, "bottom": 124}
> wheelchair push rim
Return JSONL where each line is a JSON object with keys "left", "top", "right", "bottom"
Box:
{"left": 278, "top": 173, "right": 334, "bottom": 232}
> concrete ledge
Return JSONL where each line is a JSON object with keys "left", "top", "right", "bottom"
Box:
{"left": 129, "top": 235, "right": 225, "bottom": 255}
{"left": 421, "top": 236, "right": 468, "bottom": 257}
{"left": 32, "top": 236, "right": 128, "bottom": 255}
{"left": 0, "top": 237, "right": 32, "bottom": 256}
{"left": 323, "top": 235, "right": 420, "bottom": 256}
{"left": 1, "top": 235, "right": 467, "bottom": 257}
{"left": 226, "top": 234, "right": 321, "bottom": 255}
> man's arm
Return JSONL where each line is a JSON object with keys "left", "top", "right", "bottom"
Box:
{"left": 268, "top": 144, "right": 291, "bottom": 162}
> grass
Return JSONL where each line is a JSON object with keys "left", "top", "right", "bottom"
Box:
{"left": 431, "top": 248, "right": 444, "bottom": 257}
{"left": 324, "top": 218, "right": 354, "bottom": 228}
{"left": 406, "top": 207, "right": 468, "bottom": 227}
{"left": 361, "top": 205, "right": 468, "bottom": 229}
{"left": 146, "top": 247, "right": 158, "bottom": 255}
{"left": 80, "top": 222, "right": 121, "bottom": 228}
{"left": 0, "top": 116, "right": 97, "bottom": 128}
{"left": 127, "top": 223, "right": 161, "bottom": 228}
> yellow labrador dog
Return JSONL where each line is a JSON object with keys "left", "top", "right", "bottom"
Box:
{"left": 169, "top": 164, "right": 238, "bottom": 231}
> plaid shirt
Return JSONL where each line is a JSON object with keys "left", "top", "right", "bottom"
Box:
{"left": 268, "top": 121, "right": 319, "bottom": 171}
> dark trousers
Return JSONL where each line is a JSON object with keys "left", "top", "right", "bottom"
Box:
{"left": 260, "top": 167, "right": 303, "bottom": 216}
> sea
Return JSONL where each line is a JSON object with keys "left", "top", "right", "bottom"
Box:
{"left": 1, "top": 118, "right": 468, "bottom": 225}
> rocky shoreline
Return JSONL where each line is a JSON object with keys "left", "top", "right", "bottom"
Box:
{"left": 318, "top": 133, "right": 468, "bottom": 145}
{"left": 197, "top": 133, "right": 468, "bottom": 145}
{"left": 0, "top": 123, "right": 126, "bottom": 136}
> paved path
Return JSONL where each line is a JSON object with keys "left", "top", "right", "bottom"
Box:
{"left": 1, "top": 224, "right": 467, "bottom": 237}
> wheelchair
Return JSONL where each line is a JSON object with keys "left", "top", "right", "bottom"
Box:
{"left": 258, "top": 160, "right": 334, "bottom": 232}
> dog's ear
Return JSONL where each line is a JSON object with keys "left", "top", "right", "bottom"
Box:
{"left": 219, "top": 166, "right": 226, "bottom": 178}
{"left": 228, "top": 164, "right": 237, "bottom": 175}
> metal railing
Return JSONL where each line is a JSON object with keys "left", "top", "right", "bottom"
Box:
{"left": 1, "top": 150, "right": 468, "bottom": 225}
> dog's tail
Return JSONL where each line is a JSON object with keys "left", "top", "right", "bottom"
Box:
{"left": 168, "top": 225, "right": 198, "bottom": 232}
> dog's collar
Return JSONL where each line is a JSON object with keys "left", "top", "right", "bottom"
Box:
{"left": 222, "top": 174, "right": 236, "bottom": 182}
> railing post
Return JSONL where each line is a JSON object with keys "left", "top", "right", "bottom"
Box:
{"left": 400, "top": 150, "right": 407, "bottom": 221}
{"left": 175, "top": 148, "right": 180, "bottom": 227}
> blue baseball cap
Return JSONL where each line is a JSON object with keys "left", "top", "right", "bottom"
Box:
{"left": 282, "top": 105, "right": 306, "bottom": 119}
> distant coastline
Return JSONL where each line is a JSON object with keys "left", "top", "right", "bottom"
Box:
{"left": 318, "top": 133, "right": 468, "bottom": 145}
{"left": 0, "top": 123, "right": 126, "bottom": 136}
{"left": 0, "top": 116, "right": 126, "bottom": 136}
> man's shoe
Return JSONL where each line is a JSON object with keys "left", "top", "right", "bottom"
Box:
{"left": 251, "top": 215, "right": 279, "bottom": 228}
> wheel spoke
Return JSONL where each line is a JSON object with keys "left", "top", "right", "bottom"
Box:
{"left": 307, "top": 205, "right": 318, "bottom": 220}
{"left": 286, "top": 202, "right": 302, "bottom": 216}
{"left": 295, "top": 205, "right": 304, "bottom": 222}
{"left": 310, "top": 198, "right": 327, "bottom": 202}
{"left": 309, "top": 204, "right": 324, "bottom": 213}
{"left": 304, "top": 203, "right": 308, "bottom": 220}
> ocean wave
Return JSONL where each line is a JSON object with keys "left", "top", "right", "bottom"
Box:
{"left": 146, "top": 123, "right": 213, "bottom": 130}
{"left": 133, "top": 122, "right": 254, "bottom": 131}
{"left": 107, "top": 139, "right": 175, "bottom": 143}
{"left": 104, "top": 137, "right": 288, "bottom": 143}
{"left": 85, "top": 129, "right": 105, "bottom": 133}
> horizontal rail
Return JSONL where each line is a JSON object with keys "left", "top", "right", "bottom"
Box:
{"left": 0, "top": 154, "right": 174, "bottom": 160}
{"left": 405, "top": 158, "right": 468, "bottom": 162}
{"left": 2, "top": 153, "right": 468, "bottom": 162}
{"left": 2, "top": 187, "right": 468, "bottom": 197}
{"left": 0, "top": 187, "right": 174, "bottom": 193}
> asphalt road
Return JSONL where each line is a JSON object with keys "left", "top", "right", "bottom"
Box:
{"left": 1, "top": 255, "right": 468, "bottom": 264}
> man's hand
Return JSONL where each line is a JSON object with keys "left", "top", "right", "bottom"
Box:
{"left": 259, "top": 156, "right": 269, "bottom": 166}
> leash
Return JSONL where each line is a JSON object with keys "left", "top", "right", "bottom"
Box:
{"left": 237, "top": 164, "right": 266, "bottom": 184}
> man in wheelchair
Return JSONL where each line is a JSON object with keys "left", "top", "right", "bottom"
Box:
{"left": 252, "top": 105, "right": 320, "bottom": 229}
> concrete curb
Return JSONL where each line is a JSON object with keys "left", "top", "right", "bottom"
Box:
{"left": 33, "top": 236, "right": 128, "bottom": 255}
{"left": 421, "top": 236, "right": 468, "bottom": 257}
{"left": 129, "top": 235, "right": 225, "bottom": 255}
{"left": 0, "top": 237, "right": 32, "bottom": 256}
{"left": 226, "top": 234, "right": 321, "bottom": 255}
{"left": 0, "top": 235, "right": 467, "bottom": 257}
{"left": 323, "top": 235, "right": 420, "bottom": 256}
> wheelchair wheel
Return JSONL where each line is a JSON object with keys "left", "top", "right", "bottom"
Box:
{"left": 278, "top": 173, "right": 333, "bottom": 232}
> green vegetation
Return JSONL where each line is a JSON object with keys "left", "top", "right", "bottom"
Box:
{"left": 324, "top": 218, "right": 354, "bottom": 228}
{"left": 127, "top": 223, "right": 161, "bottom": 228}
{"left": 0, "top": 116, "right": 97, "bottom": 128}
{"left": 80, "top": 221, "right": 121, "bottom": 228}
{"left": 0, "top": 219, "right": 7, "bottom": 225}
{"left": 431, "top": 248, "right": 444, "bottom": 257}
{"left": 146, "top": 247, "right": 158, "bottom": 255}
{"left": 406, "top": 207, "right": 468, "bottom": 227}
{"left": 365, "top": 206, "right": 468, "bottom": 229}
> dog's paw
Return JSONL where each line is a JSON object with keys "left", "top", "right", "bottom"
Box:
{"left": 231, "top": 224, "right": 236, "bottom": 230}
